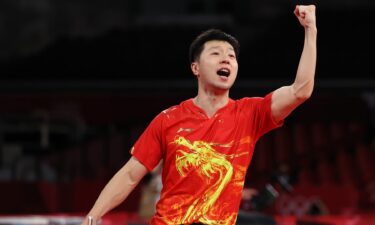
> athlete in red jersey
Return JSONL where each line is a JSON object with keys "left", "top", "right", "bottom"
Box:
{"left": 132, "top": 94, "right": 282, "bottom": 224}
{"left": 82, "top": 5, "right": 317, "bottom": 225}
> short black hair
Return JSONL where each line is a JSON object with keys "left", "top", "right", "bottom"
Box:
{"left": 189, "top": 29, "right": 240, "bottom": 63}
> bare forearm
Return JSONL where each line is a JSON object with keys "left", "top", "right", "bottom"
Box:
{"left": 270, "top": 5, "right": 317, "bottom": 122}
{"left": 88, "top": 170, "right": 137, "bottom": 218}
{"left": 292, "top": 22, "right": 317, "bottom": 100}
{"left": 83, "top": 157, "right": 148, "bottom": 224}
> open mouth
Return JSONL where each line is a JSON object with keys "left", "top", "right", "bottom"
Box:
{"left": 217, "top": 68, "right": 230, "bottom": 77}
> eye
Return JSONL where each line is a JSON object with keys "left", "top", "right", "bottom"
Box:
{"left": 229, "top": 54, "right": 236, "bottom": 58}
{"left": 211, "top": 52, "right": 219, "bottom": 55}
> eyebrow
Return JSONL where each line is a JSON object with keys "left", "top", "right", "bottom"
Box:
{"left": 207, "top": 46, "right": 235, "bottom": 52}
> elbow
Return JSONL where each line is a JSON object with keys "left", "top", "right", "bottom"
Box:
{"left": 109, "top": 170, "right": 139, "bottom": 204}
{"left": 293, "top": 80, "right": 314, "bottom": 102}
{"left": 127, "top": 169, "right": 142, "bottom": 188}
{"left": 295, "top": 89, "right": 313, "bottom": 101}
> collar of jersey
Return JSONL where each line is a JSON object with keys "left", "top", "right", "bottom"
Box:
{"left": 185, "top": 98, "right": 235, "bottom": 119}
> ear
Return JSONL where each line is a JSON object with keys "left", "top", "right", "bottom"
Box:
{"left": 191, "top": 62, "right": 199, "bottom": 77}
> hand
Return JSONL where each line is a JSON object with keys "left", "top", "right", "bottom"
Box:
{"left": 294, "top": 5, "right": 316, "bottom": 29}
{"left": 80, "top": 216, "right": 97, "bottom": 225}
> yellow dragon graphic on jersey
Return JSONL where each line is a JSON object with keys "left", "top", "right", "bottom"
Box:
{"left": 163, "top": 135, "right": 250, "bottom": 225}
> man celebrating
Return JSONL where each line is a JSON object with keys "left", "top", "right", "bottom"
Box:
{"left": 82, "top": 5, "right": 317, "bottom": 225}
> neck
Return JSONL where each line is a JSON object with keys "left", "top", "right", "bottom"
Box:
{"left": 193, "top": 88, "right": 230, "bottom": 118}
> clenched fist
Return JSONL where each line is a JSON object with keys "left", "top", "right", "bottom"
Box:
{"left": 294, "top": 5, "right": 316, "bottom": 29}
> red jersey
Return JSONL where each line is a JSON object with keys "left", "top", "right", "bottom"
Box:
{"left": 132, "top": 93, "right": 282, "bottom": 225}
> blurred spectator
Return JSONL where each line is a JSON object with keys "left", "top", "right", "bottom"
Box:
{"left": 138, "top": 161, "right": 163, "bottom": 220}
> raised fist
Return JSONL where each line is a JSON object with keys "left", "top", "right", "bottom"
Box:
{"left": 294, "top": 5, "right": 316, "bottom": 29}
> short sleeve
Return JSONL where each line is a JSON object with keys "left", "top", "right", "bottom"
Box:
{"left": 247, "top": 92, "right": 284, "bottom": 140}
{"left": 131, "top": 113, "right": 165, "bottom": 171}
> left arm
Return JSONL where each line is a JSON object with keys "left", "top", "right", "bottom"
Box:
{"left": 271, "top": 5, "right": 317, "bottom": 123}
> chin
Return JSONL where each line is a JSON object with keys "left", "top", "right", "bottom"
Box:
{"left": 219, "top": 81, "right": 235, "bottom": 89}
{"left": 215, "top": 84, "right": 233, "bottom": 91}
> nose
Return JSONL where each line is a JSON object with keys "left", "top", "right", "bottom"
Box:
{"left": 220, "top": 57, "right": 230, "bottom": 64}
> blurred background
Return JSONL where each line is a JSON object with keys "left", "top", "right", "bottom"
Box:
{"left": 0, "top": 0, "right": 374, "bottom": 224}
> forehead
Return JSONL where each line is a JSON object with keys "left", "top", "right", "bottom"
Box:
{"left": 203, "top": 40, "right": 234, "bottom": 52}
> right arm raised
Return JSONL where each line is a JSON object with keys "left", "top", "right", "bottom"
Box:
{"left": 81, "top": 156, "right": 148, "bottom": 225}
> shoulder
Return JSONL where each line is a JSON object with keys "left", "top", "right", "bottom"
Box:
{"left": 235, "top": 96, "right": 264, "bottom": 106}
{"left": 236, "top": 93, "right": 273, "bottom": 104}
{"left": 233, "top": 93, "right": 273, "bottom": 110}
{"left": 156, "top": 99, "right": 191, "bottom": 120}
